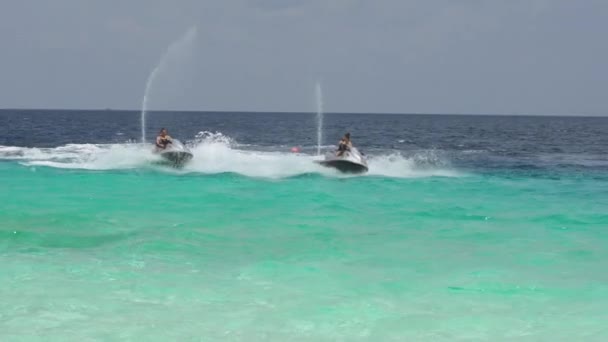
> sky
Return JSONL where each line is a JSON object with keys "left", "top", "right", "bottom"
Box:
{"left": 1, "top": 0, "right": 607, "bottom": 115}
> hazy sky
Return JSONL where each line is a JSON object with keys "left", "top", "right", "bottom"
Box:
{"left": 1, "top": 0, "right": 607, "bottom": 115}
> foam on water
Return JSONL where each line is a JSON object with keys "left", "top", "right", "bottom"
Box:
{"left": 181, "top": 132, "right": 328, "bottom": 178}
{"left": 367, "top": 152, "right": 460, "bottom": 178}
{"left": 0, "top": 133, "right": 459, "bottom": 178}
{"left": 1, "top": 144, "right": 155, "bottom": 170}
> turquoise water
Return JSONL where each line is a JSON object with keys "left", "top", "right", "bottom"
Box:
{"left": 2, "top": 159, "right": 607, "bottom": 340}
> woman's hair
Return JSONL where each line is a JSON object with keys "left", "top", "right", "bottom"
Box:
{"left": 345, "top": 132, "right": 351, "bottom": 139}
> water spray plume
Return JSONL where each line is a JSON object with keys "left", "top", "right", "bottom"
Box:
{"left": 315, "top": 82, "right": 324, "bottom": 156}
{"left": 141, "top": 26, "right": 198, "bottom": 143}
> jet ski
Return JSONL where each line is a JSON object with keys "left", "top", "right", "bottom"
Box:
{"left": 317, "top": 147, "right": 368, "bottom": 174}
{"left": 154, "top": 139, "right": 193, "bottom": 167}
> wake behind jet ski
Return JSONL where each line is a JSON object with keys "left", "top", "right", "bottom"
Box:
{"left": 153, "top": 128, "right": 193, "bottom": 167}
{"left": 317, "top": 133, "right": 368, "bottom": 174}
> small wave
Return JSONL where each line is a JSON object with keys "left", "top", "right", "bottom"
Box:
{"left": 1, "top": 133, "right": 459, "bottom": 179}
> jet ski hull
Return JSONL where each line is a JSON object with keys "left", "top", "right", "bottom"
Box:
{"left": 318, "top": 159, "right": 368, "bottom": 174}
{"left": 154, "top": 139, "right": 193, "bottom": 167}
{"left": 317, "top": 147, "right": 368, "bottom": 174}
{"left": 160, "top": 150, "right": 193, "bottom": 167}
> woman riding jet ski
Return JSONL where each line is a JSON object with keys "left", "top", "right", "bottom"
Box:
{"left": 155, "top": 128, "right": 173, "bottom": 150}
{"left": 153, "top": 128, "right": 193, "bottom": 167}
{"left": 337, "top": 133, "right": 352, "bottom": 156}
{"left": 317, "top": 132, "right": 368, "bottom": 174}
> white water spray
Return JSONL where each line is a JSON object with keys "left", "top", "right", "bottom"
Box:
{"left": 315, "top": 82, "right": 324, "bottom": 155}
{"left": 141, "top": 27, "right": 197, "bottom": 143}
{"left": 4, "top": 140, "right": 460, "bottom": 178}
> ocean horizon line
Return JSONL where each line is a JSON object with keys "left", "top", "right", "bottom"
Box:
{"left": 1, "top": 108, "right": 606, "bottom": 118}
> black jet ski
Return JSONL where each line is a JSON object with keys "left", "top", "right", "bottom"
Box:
{"left": 317, "top": 147, "right": 368, "bottom": 174}
{"left": 154, "top": 139, "right": 193, "bottom": 167}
